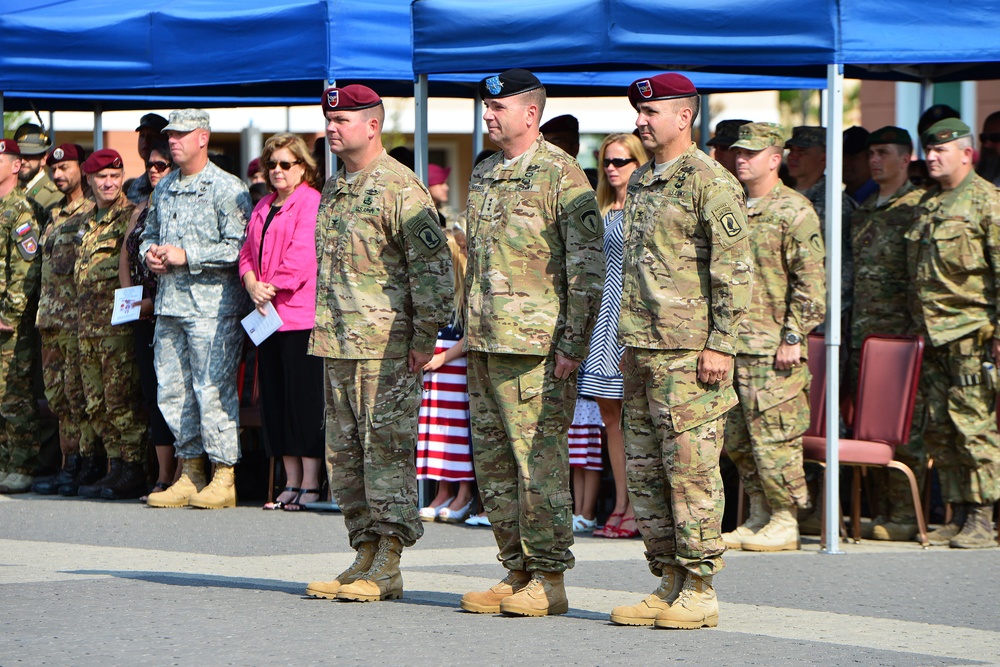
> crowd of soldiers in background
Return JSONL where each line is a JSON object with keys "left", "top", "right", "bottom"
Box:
{"left": 0, "top": 93, "right": 997, "bottom": 568}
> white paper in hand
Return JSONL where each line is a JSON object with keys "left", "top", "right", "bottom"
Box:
{"left": 112, "top": 286, "right": 144, "bottom": 325}
{"left": 242, "top": 302, "right": 284, "bottom": 346}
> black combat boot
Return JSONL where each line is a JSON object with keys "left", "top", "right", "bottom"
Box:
{"left": 32, "top": 454, "right": 82, "bottom": 495}
{"left": 79, "top": 458, "right": 122, "bottom": 499}
{"left": 101, "top": 461, "right": 147, "bottom": 500}
{"left": 58, "top": 456, "right": 106, "bottom": 497}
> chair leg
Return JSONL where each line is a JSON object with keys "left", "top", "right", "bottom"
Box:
{"left": 887, "top": 461, "right": 929, "bottom": 547}
{"left": 923, "top": 457, "right": 934, "bottom": 525}
{"left": 267, "top": 456, "right": 276, "bottom": 504}
{"left": 736, "top": 478, "right": 746, "bottom": 527}
{"left": 851, "top": 467, "right": 862, "bottom": 543}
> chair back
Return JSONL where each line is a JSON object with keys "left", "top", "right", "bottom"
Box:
{"left": 853, "top": 334, "right": 923, "bottom": 446}
{"left": 805, "top": 333, "right": 827, "bottom": 437}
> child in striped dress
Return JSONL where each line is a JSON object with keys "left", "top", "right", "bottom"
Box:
{"left": 569, "top": 397, "right": 604, "bottom": 532}
{"left": 417, "top": 232, "right": 475, "bottom": 523}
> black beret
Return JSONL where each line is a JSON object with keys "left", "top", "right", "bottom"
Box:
{"left": 479, "top": 69, "right": 543, "bottom": 100}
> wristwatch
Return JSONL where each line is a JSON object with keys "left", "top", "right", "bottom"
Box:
{"left": 784, "top": 331, "right": 802, "bottom": 345}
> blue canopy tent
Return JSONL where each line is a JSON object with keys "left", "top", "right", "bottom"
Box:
{"left": 411, "top": 0, "right": 1000, "bottom": 552}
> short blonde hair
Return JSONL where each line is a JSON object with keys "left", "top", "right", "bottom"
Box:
{"left": 260, "top": 133, "right": 320, "bottom": 192}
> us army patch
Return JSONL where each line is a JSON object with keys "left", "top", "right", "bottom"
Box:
{"left": 720, "top": 210, "right": 742, "bottom": 237}
{"left": 354, "top": 205, "right": 379, "bottom": 215}
{"left": 405, "top": 210, "right": 447, "bottom": 258}
{"left": 566, "top": 192, "right": 602, "bottom": 236}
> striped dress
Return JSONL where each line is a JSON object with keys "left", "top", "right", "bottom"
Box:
{"left": 577, "top": 208, "right": 625, "bottom": 399}
{"left": 417, "top": 323, "right": 475, "bottom": 482}
{"left": 568, "top": 397, "right": 604, "bottom": 471}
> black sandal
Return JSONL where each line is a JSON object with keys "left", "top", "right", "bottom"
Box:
{"left": 263, "top": 486, "right": 300, "bottom": 510}
{"left": 139, "top": 481, "right": 170, "bottom": 503}
{"left": 283, "top": 488, "right": 321, "bottom": 512}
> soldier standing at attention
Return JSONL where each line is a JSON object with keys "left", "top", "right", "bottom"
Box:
{"left": 304, "top": 85, "right": 453, "bottom": 602}
{"left": 706, "top": 119, "right": 751, "bottom": 177}
{"left": 906, "top": 118, "right": 1000, "bottom": 549}
{"left": 13, "top": 123, "right": 62, "bottom": 219}
{"left": 719, "top": 123, "right": 826, "bottom": 553}
{"left": 32, "top": 144, "right": 99, "bottom": 496}
{"left": 850, "top": 127, "right": 924, "bottom": 542}
{"left": 457, "top": 69, "right": 604, "bottom": 618}
{"left": 609, "top": 73, "right": 752, "bottom": 629}
{"left": 72, "top": 149, "right": 146, "bottom": 500}
{"left": 0, "top": 140, "right": 43, "bottom": 494}
{"left": 140, "top": 109, "right": 251, "bottom": 510}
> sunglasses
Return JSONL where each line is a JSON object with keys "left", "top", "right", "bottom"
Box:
{"left": 266, "top": 159, "right": 302, "bottom": 171}
{"left": 145, "top": 160, "right": 170, "bottom": 171}
{"left": 603, "top": 157, "right": 637, "bottom": 168}
{"left": 980, "top": 133, "right": 1000, "bottom": 144}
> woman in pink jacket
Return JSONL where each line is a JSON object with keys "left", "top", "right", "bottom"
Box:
{"left": 239, "top": 133, "right": 324, "bottom": 511}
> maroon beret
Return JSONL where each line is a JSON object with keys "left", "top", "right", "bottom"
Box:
{"left": 247, "top": 157, "right": 261, "bottom": 179}
{"left": 82, "top": 148, "right": 124, "bottom": 174}
{"left": 322, "top": 85, "right": 382, "bottom": 113}
{"left": 0, "top": 139, "right": 22, "bottom": 156}
{"left": 427, "top": 164, "right": 450, "bottom": 187}
{"left": 47, "top": 143, "right": 85, "bottom": 166}
{"left": 627, "top": 73, "right": 698, "bottom": 109}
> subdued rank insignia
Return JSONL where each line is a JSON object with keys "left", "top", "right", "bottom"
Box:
{"left": 365, "top": 188, "right": 379, "bottom": 197}
{"left": 364, "top": 195, "right": 373, "bottom": 205}
{"left": 810, "top": 232, "right": 824, "bottom": 254}
{"left": 721, "top": 212, "right": 743, "bottom": 237}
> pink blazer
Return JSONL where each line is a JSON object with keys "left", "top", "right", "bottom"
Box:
{"left": 238, "top": 183, "right": 321, "bottom": 331}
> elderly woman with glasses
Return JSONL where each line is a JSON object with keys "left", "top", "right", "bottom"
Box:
{"left": 119, "top": 140, "right": 178, "bottom": 500}
{"left": 238, "top": 133, "right": 325, "bottom": 511}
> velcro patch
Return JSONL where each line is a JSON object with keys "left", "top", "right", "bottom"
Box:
{"left": 404, "top": 210, "right": 447, "bottom": 258}
{"left": 15, "top": 222, "right": 31, "bottom": 237}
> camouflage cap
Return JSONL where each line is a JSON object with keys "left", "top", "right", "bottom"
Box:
{"left": 730, "top": 122, "right": 784, "bottom": 151}
{"left": 13, "top": 123, "right": 51, "bottom": 156}
{"left": 867, "top": 125, "right": 912, "bottom": 148}
{"left": 707, "top": 119, "right": 752, "bottom": 148}
{"left": 922, "top": 118, "right": 971, "bottom": 147}
{"left": 785, "top": 126, "right": 826, "bottom": 149}
{"left": 162, "top": 109, "right": 211, "bottom": 133}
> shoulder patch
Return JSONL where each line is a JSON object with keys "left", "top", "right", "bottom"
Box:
{"left": 719, "top": 210, "right": 743, "bottom": 238}
{"left": 404, "top": 209, "right": 447, "bottom": 258}
{"left": 565, "top": 192, "right": 602, "bottom": 237}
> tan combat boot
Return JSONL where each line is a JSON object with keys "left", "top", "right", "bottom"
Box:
{"left": 305, "top": 541, "right": 379, "bottom": 599}
{"left": 928, "top": 504, "right": 968, "bottom": 546}
{"left": 654, "top": 573, "right": 718, "bottom": 629}
{"left": 741, "top": 508, "right": 800, "bottom": 552}
{"left": 189, "top": 464, "right": 236, "bottom": 509}
{"left": 722, "top": 492, "right": 770, "bottom": 549}
{"left": 460, "top": 570, "right": 531, "bottom": 613}
{"left": 336, "top": 535, "right": 404, "bottom": 601}
{"left": 499, "top": 571, "right": 568, "bottom": 617}
{"left": 949, "top": 503, "right": 998, "bottom": 549}
{"left": 147, "top": 458, "right": 206, "bottom": 508}
{"left": 610, "top": 565, "right": 685, "bottom": 626}
{"left": 871, "top": 519, "right": 918, "bottom": 541}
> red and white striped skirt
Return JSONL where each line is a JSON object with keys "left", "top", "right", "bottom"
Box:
{"left": 417, "top": 338, "right": 475, "bottom": 481}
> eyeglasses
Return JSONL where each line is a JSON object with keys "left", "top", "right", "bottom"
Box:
{"left": 980, "top": 133, "right": 1000, "bottom": 144}
{"left": 266, "top": 159, "right": 302, "bottom": 171}
{"left": 603, "top": 157, "right": 637, "bottom": 168}
{"left": 145, "top": 160, "right": 170, "bottom": 172}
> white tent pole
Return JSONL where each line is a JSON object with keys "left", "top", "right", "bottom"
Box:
{"left": 822, "top": 63, "right": 844, "bottom": 555}
{"left": 473, "top": 91, "right": 484, "bottom": 161}
{"left": 414, "top": 74, "right": 429, "bottom": 184}
{"left": 324, "top": 79, "right": 337, "bottom": 180}
{"left": 93, "top": 104, "right": 103, "bottom": 150}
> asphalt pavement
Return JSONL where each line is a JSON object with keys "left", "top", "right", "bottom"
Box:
{"left": 2, "top": 493, "right": 999, "bottom": 666}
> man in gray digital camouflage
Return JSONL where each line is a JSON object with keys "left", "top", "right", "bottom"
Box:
{"left": 304, "top": 85, "right": 453, "bottom": 603}
{"left": 457, "top": 69, "right": 604, "bottom": 618}
{"left": 906, "top": 118, "right": 1000, "bottom": 549}
{"left": 721, "top": 122, "right": 826, "bottom": 553}
{"left": 850, "top": 126, "right": 925, "bottom": 541}
{"left": 609, "top": 73, "right": 752, "bottom": 630}
{"left": 139, "top": 109, "right": 251, "bottom": 510}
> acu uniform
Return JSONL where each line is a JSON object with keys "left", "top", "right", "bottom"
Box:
{"left": 722, "top": 123, "right": 826, "bottom": 552}
{"left": 905, "top": 119, "right": 1000, "bottom": 547}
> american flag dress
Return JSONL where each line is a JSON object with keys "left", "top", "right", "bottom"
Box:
{"left": 417, "top": 323, "right": 475, "bottom": 481}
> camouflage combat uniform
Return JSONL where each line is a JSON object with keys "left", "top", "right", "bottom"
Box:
{"left": 905, "top": 170, "right": 1000, "bottom": 505}
{"left": 851, "top": 181, "right": 927, "bottom": 521}
{"left": 22, "top": 171, "right": 63, "bottom": 223}
{"left": 619, "top": 143, "right": 753, "bottom": 578}
{"left": 138, "top": 160, "right": 251, "bottom": 466}
{"left": 725, "top": 183, "right": 825, "bottom": 511}
{"left": 465, "top": 135, "right": 604, "bottom": 573}
{"left": 0, "top": 189, "right": 42, "bottom": 475}
{"left": 75, "top": 192, "right": 144, "bottom": 463}
{"left": 803, "top": 174, "right": 857, "bottom": 329}
{"left": 310, "top": 150, "right": 453, "bottom": 549}
{"left": 38, "top": 195, "right": 97, "bottom": 457}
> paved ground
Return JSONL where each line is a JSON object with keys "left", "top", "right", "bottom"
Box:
{"left": 2, "top": 493, "right": 999, "bottom": 666}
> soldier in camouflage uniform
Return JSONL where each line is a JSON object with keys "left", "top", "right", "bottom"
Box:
{"left": 609, "top": 73, "right": 752, "bottom": 630}
{"left": 0, "top": 139, "right": 43, "bottom": 494}
{"left": 31, "top": 144, "right": 100, "bottom": 496}
{"left": 13, "top": 123, "right": 62, "bottom": 220}
{"left": 706, "top": 119, "right": 751, "bottom": 177}
{"left": 304, "top": 85, "right": 453, "bottom": 603}
{"left": 139, "top": 109, "right": 252, "bottom": 510}
{"left": 71, "top": 149, "right": 146, "bottom": 500}
{"left": 456, "top": 70, "right": 604, "bottom": 618}
{"left": 720, "top": 123, "right": 826, "bottom": 553}
{"left": 905, "top": 118, "right": 1000, "bottom": 549}
{"left": 850, "top": 127, "right": 926, "bottom": 541}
